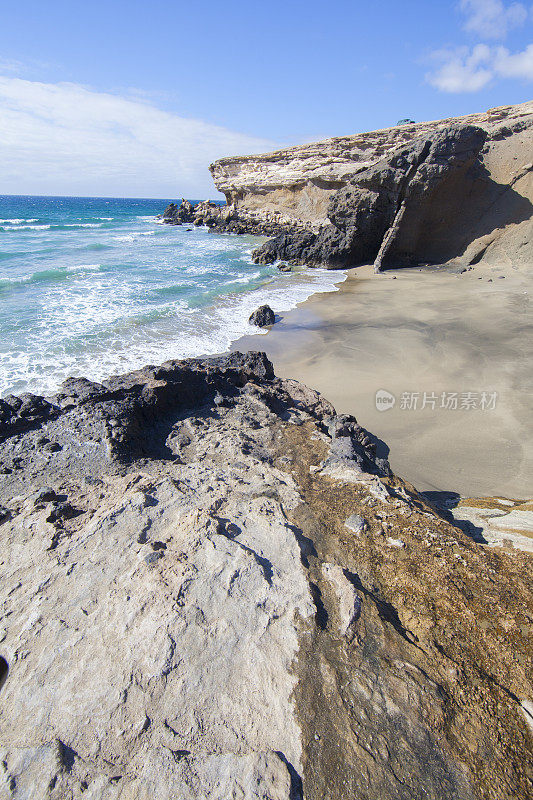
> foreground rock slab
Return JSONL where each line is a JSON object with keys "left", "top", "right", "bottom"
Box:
{"left": 0, "top": 352, "right": 531, "bottom": 799}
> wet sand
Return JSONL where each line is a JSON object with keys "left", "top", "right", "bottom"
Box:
{"left": 232, "top": 262, "right": 532, "bottom": 497}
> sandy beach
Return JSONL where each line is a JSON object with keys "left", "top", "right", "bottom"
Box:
{"left": 233, "top": 261, "right": 532, "bottom": 498}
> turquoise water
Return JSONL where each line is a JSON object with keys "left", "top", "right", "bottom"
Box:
{"left": 0, "top": 195, "right": 342, "bottom": 397}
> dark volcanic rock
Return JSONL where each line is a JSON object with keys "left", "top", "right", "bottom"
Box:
{"left": 251, "top": 124, "right": 490, "bottom": 271}
{"left": 46, "top": 501, "right": 80, "bottom": 524}
{"left": 161, "top": 199, "right": 195, "bottom": 225}
{"left": 0, "top": 394, "right": 59, "bottom": 443}
{"left": 249, "top": 305, "right": 276, "bottom": 327}
{"left": 160, "top": 199, "right": 306, "bottom": 239}
{"left": 32, "top": 488, "right": 58, "bottom": 506}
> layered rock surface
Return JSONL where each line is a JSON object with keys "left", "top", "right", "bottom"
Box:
{"left": 0, "top": 353, "right": 531, "bottom": 799}
{"left": 200, "top": 101, "right": 533, "bottom": 270}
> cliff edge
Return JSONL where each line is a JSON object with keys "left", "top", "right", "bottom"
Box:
{"left": 201, "top": 101, "right": 533, "bottom": 271}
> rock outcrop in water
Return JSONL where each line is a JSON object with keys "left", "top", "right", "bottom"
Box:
{"left": 0, "top": 353, "right": 532, "bottom": 799}
{"left": 191, "top": 101, "right": 533, "bottom": 271}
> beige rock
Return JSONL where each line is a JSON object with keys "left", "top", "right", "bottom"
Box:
{"left": 210, "top": 101, "right": 533, "bottom": 267}
{"left": 0, "top": 355, "right": 531, "bottom": 799}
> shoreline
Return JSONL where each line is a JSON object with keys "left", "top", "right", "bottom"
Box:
{"left": 231, "top": 260, "right": 532, "bottom": 499}
{"left": 0, "top": 209, "right": 344, "bottom": 398}
{"left": 2, "top": 196, "right": 530, "bottom": 500}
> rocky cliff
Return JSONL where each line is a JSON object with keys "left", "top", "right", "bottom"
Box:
{"left": 199, "top": 101, "right": 533, "bottom": 271}
{"left": 0, "top": 353, "right": 531, "bottom": 799}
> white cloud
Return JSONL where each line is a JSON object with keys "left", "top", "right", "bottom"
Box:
{"left": 427, "top": 41, "right": 533, "bottom": 91}
{"left": 460, "top": 0, "right": 528, "bottom": 39}
{"left": 427, "top": 44, "right": 494, "bottom": 91}
{"left": 494, "top": 41, "right": 533, "bottom": 76}
{"left": 0, "top": 76, "right": 276, "bottom": 197}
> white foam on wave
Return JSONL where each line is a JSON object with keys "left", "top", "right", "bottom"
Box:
{"left": 0, "top": 213, "right": 345, "bottom": 399}
{"left": 0, "top": 218, "right": 38, "bottom": 224}
{"left": 0, "top": 264, "right": 346, "bottom": 398}
{"left": 61, "top": 223, "right": 102, "bottom": 228}
{"left": 113, "top": 229, "right": 159, "bottom": 242}
{"left": 66, "top": 263, "right": 101, "bottom": 273}
{"left": 1, "top": 224, "right": 51, "bottom": 231}
{"left": 227, "top": 272, "right": 262, "bottom": 285}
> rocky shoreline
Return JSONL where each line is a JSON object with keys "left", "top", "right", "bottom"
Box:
{"left": 160, "top": 198, "right": 302, "bottom": 239}
{"left": 2, "top": 101, "right": 532, "bottom": 800}
{"left": 161, "top": 101, "right": 532, "bottom": 272}
{"left": 0, "top": 352, "right": 532, "bottom": 799}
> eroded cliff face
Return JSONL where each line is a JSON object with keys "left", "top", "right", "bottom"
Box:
{"left": 0, "top": 354, "right": 531, "bottom": 799}
{"left": 207, "top": 101, "right": 533, "bottom": 270}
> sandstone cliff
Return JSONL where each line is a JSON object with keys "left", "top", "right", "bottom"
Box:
{"left": 205, "top": 101, "right": 533, "bottom": 270}
{"left": 0, "top": 354, "right": 531, "bottom": 799}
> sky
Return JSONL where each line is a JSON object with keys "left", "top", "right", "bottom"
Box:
{"left": 0, "top": 0, "right": 532, "bottom": 198}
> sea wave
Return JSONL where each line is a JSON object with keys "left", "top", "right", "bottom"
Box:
{"left": 0, "top": 263, "right": 103, "bottom": 290}
{"left": 1, "top": 224, "right": 51, "bottom": 231}
{"left": 0, "top": 264, "right": 346, "bottom": 397}
{"left": 0, "top": 268, "right": 69, "bottom": 289}
{"left": 53, "top": 223, "right": 102, "bottom": 229}
{"left": 112, "top": 230, "right": 161, "bottom": 241}
{"left": 154, "top": 284, "right": 191, "bottom": 298}
{"left": 83, "top": 243, "right": 112, "bottom": 251}
{"left": 0, "top": 202, "right": 345, "bottom": 398}
{"left": 66, "top": 263, "right": 102, "bottom": 273}
{"left": 0, "top": 218, "right": 38, "bottom": 224}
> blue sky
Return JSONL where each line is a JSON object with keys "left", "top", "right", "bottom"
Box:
{"left": 0, "top": 0, "right": 532, "bottom": 197}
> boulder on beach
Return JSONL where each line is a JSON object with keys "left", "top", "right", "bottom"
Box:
{"left": 249, "top": 304, "right": 275, "bottom": 327}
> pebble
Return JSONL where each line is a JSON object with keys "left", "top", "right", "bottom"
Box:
{"left": 32, "top": 488, "right": 58, "bottom": 506}
{"left": 225, "top": 522, "right": 241, "bottom": 538}
{"left": 344, "top": 514, "right": 367, "bottom": 534}
{"left": 144, "top": 551, "right": 164, "bottom": 565}
{"left": 46, "top": 502, "right": 78, "bottom": 524}
{"left": 386, "top": 537, "right": 406, "bottom": 548}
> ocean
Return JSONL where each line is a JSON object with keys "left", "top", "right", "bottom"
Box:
{"left": 0, "top": 195, "right": 342, "bottom": 398}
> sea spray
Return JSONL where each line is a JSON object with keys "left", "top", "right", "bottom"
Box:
{"left": 0, "top": 195, "right": 344, "bottom": 397}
